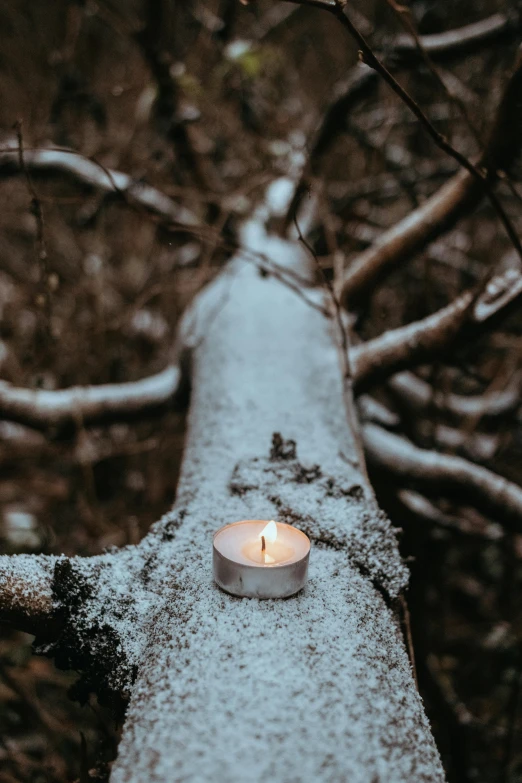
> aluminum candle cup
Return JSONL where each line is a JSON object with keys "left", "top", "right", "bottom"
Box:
{"left": 213, "top": 520, "right": 310, "bottom": 599}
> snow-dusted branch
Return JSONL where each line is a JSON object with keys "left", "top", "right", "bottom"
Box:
{"left": 395, "top": 489, "right": 503, "bottom": 540}
{"left": 0, "top": 146, "right": 198, "bottom": 226}
{"left": 352, "top": 286, "right": 471, "bottom": 392}
{"left": 363, "top": 423, "right": 522, "bottom": 529}
{"left": 351, "top": 268, "right": 522, "bottom": 393}
{"left": 359, "top": 394, "right": 500, "bottom": 463}
{"left": 388, "top": 370, "right": 521, "bottom": 421}
{"left": 0, "top": 555, "right": 59, "bottom": 636}
{"left": 0, "top": 366, "right": 180, "bottom": 431}
{"left": 341, "top": 171, "right": 480, "bottom": 308}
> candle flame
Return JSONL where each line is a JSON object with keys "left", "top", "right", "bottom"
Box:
{"left": 260, "top": 520, "right": 277, "bottom": 544}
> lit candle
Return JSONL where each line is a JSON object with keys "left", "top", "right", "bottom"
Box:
{"left": 213, "top": 520, "right": 310, "bottom": 598}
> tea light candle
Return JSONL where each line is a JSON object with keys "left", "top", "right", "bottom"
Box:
{"left": 213, "top": 520, "right": 310, "bottom": 598}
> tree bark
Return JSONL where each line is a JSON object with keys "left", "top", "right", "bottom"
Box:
{"left": 105, "top": 225, "right": 444, "bottom": 782}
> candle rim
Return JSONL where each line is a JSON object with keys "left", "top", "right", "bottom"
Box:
{"left": 213, "top": 519, "right": 310, "bottom": 544}
{"left": 213, "top": 519, "right": 310, "bottom": 569}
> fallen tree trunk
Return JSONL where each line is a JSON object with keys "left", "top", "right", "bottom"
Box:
{"left": 109, "top": 227, "right": 443, "bottom": 781}
{"left": 0, "top": 225, "right": 444, "bottom": 781}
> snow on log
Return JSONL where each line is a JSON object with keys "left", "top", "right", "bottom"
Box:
{"left": 103, "top": 226, "right": 444, "bottom": 782}
{"left": 0, "top": 554, "right": 58, "bottom": 636}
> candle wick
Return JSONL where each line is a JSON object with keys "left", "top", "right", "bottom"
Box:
{"left": 261, "top": 535, "right": 266, "bottom": 553}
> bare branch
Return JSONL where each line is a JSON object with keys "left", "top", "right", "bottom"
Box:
{"left": 384, "top": 0, "right": 484, "bottom": 151}
{"left": 363, "top": 423, "right": 522, "bottom": 529}
{"left": 339, "top": 170, "right": 479, "bottom": 307}
{"left": 0, "top": 145, "right": 198, "bottom": 227}
{"left": 389, "top": 12, "right": 522, "bottom": 62}
{"left": 13, "top": 122, "right": 52, "bottom": 321}
{"left": 335, "top": 34, "right": 522, "bottom": 305}
{"left": 0, "top": 366, "right": 180, "bottom": 431}
{"left": 351, "top": 268, "right": 522, "bottom": 393}
{"left": 280, "top": 1, "right": 522, "bottom": 306}
{"left": 327, "top": 1, "right": 522, "bottom": 212}
{"left": 0, "top": 555, "right": 59, "bottom": 637}
{"left": 285, "top": 11, "right": 522, "bottom": 230}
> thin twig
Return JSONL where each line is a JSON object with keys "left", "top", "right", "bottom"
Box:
{"left": 13, "top": 122, "right": 52, "bottom": 325}
{"left": 399, "top": 595, "right": 418, "bottom": 688}
{"left": 293, "top": 216, "right": 368, "bottom": 475}
{"left": 383, "top": 0, "right": 484, "bottom": 149}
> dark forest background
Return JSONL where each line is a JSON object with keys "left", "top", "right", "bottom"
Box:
{"left": 0, "top": 1, "right": 521, "bottom": 781}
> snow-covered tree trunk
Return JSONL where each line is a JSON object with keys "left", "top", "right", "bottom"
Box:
{"left": 102, "top": 222, "right": 442, "bottom": 782}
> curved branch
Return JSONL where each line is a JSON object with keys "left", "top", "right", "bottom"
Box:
{"left": 388, "top": 370, "right": 521, "bottom": 421}
{"left": 0, "top": 366, "right": 180, "bottom": 431}
{"left": 359, "top": 394, "right": 499, "bottom": 462}
{"left": 389, "top": 12, "right": 522, "bottom": 62}
{"left": 395, "top": 489, "right": 503, "bottom": 540}
{"left": 0, "top": 554, "right": 59, "bottom": 637}
{"left": 363, "top": 423, "right": 522, "bottom": 529}
{"left": 0, "top": 146, "right": 199, "bottom": 226}
{"left": 341, "top": 171, "right": 479, "bottom": 308}
{"left": 352, "top": 291, "right": 472, "bottom": 393}
{"left": 351, "top": 268, "right": 522, "bottom": 392}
